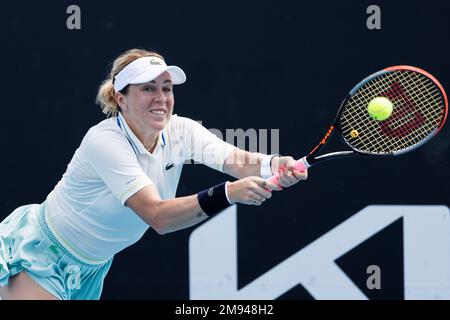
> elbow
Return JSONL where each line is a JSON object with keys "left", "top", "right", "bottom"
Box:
{"left": 153, "top": 226, "right": 169, "bottom": 236}
{"left": 143, "top": 203, "right": 170, "bottom": 235}
{"left": 152, "top": 221, "right": 170, "bottom": 235}
{"left": 146, "top": 214, "right": 169, "bottom": 235}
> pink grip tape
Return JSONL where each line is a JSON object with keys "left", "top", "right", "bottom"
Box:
{"left": 267, "top": 159, "right": 307, "bottom": 189}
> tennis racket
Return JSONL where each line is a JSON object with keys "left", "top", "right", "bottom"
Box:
{"left": 268, "top": 65, "right": 448, "bottom": 187}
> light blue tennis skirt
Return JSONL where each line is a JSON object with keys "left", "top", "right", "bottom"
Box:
{"left": 0, "top": 203, "right": 113, "bottom": 300}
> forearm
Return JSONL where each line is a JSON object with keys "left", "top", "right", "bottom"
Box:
{"left": 127, "top": 184, "right": 229, "bottom": 235}
{"left": 152, "top": 195, "right": 208, "bottom": 234}
{"left": 223, "top": 149, "right": 268, "bottom": 179}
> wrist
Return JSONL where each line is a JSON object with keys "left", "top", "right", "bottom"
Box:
{"left": 260, "top": 154, "right": 279, "bottom": 178}
{"left": 224, "top": 181, "right": 234, "bottom": 204}
{"left": 197, "top": 182, "right": 232, "bottom": 217}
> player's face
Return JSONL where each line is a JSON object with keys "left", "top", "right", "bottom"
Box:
{"left": 124, "top": 72, "right": 174, "bottom": 133}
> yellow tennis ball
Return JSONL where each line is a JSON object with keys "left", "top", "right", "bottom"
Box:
{"left": 367, "top": 97, "right": 393, "bottom": 121}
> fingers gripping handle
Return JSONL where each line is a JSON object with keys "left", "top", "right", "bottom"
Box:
{"left": 293, "top": 158, "right": 308, "bottom": 172}
{"left": 267, "top": 157, "right": 309, "bottom": 189}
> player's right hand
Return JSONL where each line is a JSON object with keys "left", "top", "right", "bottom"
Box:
{"left": 227, "top": 176, "right": 281, "bottom": 206}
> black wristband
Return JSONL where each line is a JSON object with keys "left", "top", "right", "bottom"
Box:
{"left": 197, "top": 182, "right": 231, "bottom": 217}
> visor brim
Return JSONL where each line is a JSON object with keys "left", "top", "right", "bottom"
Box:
{"left": 128, "top": 65, "right": 186, "bottom": 86}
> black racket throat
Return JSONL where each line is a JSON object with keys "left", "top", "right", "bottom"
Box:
{"left": 304, "top": 121, "right": 362, "bottom": 167}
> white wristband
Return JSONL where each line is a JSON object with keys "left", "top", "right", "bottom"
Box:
{"left": 224, "top": 181, "right": 233, "bottom": 204}
{"left": 260, "top": 154, "right": 279, "bottom": 179}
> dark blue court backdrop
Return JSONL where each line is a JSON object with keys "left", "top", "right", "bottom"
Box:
{"left": 2, "top": 0, "right": 450, "bottom": 299}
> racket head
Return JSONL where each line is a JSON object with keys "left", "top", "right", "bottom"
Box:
{"left": 337, "top": 66, "right": 448, "bottom": 156}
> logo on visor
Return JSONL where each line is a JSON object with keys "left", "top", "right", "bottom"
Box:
{"left": 150, "top": 59, "right": 163, "bottom": 66}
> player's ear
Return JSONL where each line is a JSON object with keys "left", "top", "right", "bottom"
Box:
{"left": 115, "top": 91, "right": 128, "bottom": 112}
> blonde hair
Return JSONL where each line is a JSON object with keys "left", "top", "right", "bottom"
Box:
{"left": 96, "top": 49, "right": 165, "bottom": 117}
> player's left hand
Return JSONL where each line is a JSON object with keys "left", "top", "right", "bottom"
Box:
{"left": 271, "top": 156, "right": 308, "bottom": 188}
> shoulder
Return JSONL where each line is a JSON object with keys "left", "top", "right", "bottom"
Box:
{"left": 166, "top": 114, "right": 203, "bottom": 133}
{"left": 81, "top": 117, "right": 131, "bottom": 151}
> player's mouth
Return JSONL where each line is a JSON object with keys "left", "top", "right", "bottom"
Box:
{"left": 149, "top": 108, "right": 167, "bottom": 116}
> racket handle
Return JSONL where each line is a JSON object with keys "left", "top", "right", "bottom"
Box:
{"left": 267, "top": 157, "right": 309, "bottom": 189}
{"left": 293, "top": 159, "right": 307, "bottom": 172}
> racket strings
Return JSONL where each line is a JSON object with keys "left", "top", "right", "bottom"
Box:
{"left": 379, "top": 74, "right": 436, "bottom": 145}
{"left": 340, "top": 70, "right": 445, "bottom": 154}
{"left": 345, "top": 83, "right": 434, "bottom": 153}
{"left": 354, "top": 73, "right": 440, "bottom": 151}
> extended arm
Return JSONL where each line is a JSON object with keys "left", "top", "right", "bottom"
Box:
{"left": 222, "top": 149, "right": 308, "bottom": 187}
{"left": 126, "top": 176, "right": 279, "bottom": 235}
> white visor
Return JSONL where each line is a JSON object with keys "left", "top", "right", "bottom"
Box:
{"left": 113, "top": 56, "right": 186, "bottom": 92}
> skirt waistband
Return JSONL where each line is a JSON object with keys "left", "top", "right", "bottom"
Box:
{"left": 36, "top": 203, "right": 111, "bottom": 267}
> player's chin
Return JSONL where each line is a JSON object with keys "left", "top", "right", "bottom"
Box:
{"left": 150, "top": 120, "right": 167, "bottom": 132}
{"left": 149, "top": 114, "right": 171, "bottom": 130}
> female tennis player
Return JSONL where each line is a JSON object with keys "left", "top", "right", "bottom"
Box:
{"left": 0, "top": 49, "right": 307, "bottom": 300}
